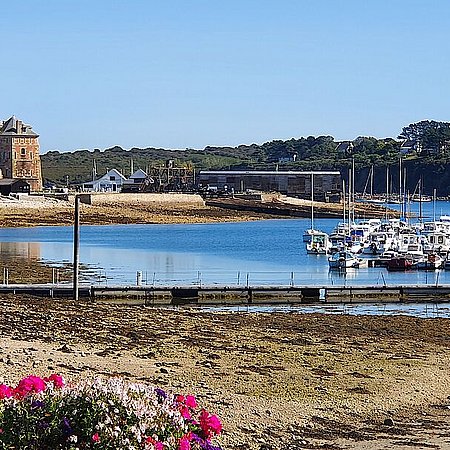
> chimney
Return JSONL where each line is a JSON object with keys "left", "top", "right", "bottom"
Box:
{"left": 16, "top": 119, "right": 22, "bottom": 134}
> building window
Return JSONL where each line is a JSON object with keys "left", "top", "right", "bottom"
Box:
{"left": 21, "top": 148, "right": 26, "bottom": 157}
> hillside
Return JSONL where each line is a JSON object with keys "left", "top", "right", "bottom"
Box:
{"left": 40, "top": 120, "right": 450, "bottom": 196}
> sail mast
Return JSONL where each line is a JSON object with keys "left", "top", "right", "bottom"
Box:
{"left": 311, "top": 172, "right": 314, "bottom": 230}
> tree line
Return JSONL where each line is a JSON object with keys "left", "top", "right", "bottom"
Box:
{"left": 41, "top": 120, "right": 450, "bottom": 195}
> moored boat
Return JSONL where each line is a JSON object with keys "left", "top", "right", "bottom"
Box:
{"left": 416, "top": 253, "right": 444, "bottom": 270}
{"left": 386, "top": 255, "right": 414, "bottom": 271}
{"left": 306, "top": 231, "right": 332, "bottom": 254}
{"left": 328, "top": 251, "right": 361, "bottom": 269}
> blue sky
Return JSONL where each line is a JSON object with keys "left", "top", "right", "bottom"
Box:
{"left": 0, "top": 0, "right": 449, "bottom": 153}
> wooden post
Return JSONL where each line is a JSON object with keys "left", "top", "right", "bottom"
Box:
{"left": 73, "top": 195, "right": 80, "bottom": 300}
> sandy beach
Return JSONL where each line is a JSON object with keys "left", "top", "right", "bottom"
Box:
{"left": 0, "top": 296, "right": 449, "bottom": 449}
{"left": 0, "top": 194, "right": 275, "bottom": 228}
{"left": 0, "top": 194, "right": 449, "bottom": 449}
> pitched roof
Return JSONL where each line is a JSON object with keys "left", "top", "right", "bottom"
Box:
{"left": 0, "top": 178, "right": 30, "bottom": 186}
{"left": 130, "top": 169, "right": 147, "bottom": 179}
{"left": 0, "top": 116, "right": 38, "bottom": 137}
{"left": 93, "top": 168, "right": 127, "bottom": 183}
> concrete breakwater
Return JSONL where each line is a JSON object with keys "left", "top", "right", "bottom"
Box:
{"left": 2, "top": 284, "right": 450, "bottom": 305}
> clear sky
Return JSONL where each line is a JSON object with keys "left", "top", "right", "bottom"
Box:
{"left": 1, "top": 0, "right": 449, "bottom": 153}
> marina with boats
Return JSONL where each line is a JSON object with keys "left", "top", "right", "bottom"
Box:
{"left": 304, "top": 167, "right": 450, "bottom": 273}
{"left": 305, "top": 214, "right": 450, "bottom": 272}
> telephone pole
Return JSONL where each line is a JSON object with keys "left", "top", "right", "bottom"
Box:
{"left": 73, "top": 195, "right": 80, "bottom": 301}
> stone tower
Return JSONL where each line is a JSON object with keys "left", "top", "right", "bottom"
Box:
{"left": 0, "top": 116, "right": 42, "bottom": 192}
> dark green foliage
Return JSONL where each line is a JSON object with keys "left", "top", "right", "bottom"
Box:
{"left": 40, "top": 121, "right": 450, "bottom": 195}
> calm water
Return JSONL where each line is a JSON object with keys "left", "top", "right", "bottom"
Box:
{"left": 203, "top": 302, "right": 450, "bottom": 319}
{"left": 1, "top": 201, "right": 450, "bottom": 289}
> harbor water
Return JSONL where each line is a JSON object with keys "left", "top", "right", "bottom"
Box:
{"left": 1, "top": 200, "right": 450, "bottom": 317}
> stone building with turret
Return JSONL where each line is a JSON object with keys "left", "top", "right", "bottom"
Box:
{"left": 0, "top": 116, "right": 42, "bottom": 192}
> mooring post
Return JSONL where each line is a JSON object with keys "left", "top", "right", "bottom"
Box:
{"left": 73, "top": 195, "right": 80, "bottom": 301}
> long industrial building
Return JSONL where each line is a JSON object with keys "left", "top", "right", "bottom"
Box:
{"left": 198, "top": 170, "right": 342, "bottom": 201}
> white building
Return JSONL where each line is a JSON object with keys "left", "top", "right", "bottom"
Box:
{"left": 121, "top": 168, "right": 152, "bottom": 192}
{"left": 82, "top": 169, "right": 126, "bottom": 192}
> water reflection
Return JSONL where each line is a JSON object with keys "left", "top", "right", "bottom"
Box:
{"left": 2, "top": 220, "right": 450, "bottom": 287}
{"left": 0, "top": 242, "right": 41, "bottom": 260}
{"left": 203, "top": 302, "right": 450, "bottom": 319}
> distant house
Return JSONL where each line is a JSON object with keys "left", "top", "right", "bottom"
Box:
{"left": 278, "top": 154, "right": 297, "bottom": 163}
{"left": 335, "top": 141, "right": 353, "bottom": 154}
{"left": 82, "top": 169, "right": 126, "bottom": 192}
{"left": 121, "top": 169, "right": 152, "bottom": 193}
{"left": 0, "top": 178, "right": 30, "bottom": 196}
{"left": 400, "top": 139, "right": 419, "bottom": 155}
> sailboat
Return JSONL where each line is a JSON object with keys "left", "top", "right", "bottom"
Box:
{"left": 303, "top": 173, "right": 317, "bottom": 242}
{"left": 359, "top": 165, "right": 384, "bottom": 204}
{"left": 304, "top": 173, "right": 331, "bottom": 253}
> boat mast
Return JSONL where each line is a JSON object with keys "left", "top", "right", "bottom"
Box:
{"left": 351, "top": 157, "right": 355, "bottom": 223}
{"left": 348, "top": 167, "right": 352, "bottom": 229}
{"left": 385, "top": 165, "right": 389, "bottom": 219}
{"left": 370, "top": 165, "right": 374, "bottom": 197}
{"left": 399, "top": 157, "right": 403, "bottom": 218}
{"left": 433, "top": 188, "right": 437, "bottom": 221}
{"left": 403, "top": 167, "right": 407, "bottom": 222}
{"left": 419, "top": 177, "right": 423, "bottom": 223}
{"left": 343, "top": 178, "right": 346, "bottom": 228}
{"left": 310, "top": 172, "right": 314, "bottom": 230}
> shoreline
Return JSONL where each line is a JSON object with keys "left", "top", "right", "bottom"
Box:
{"left": 0, "top": 192, "right": 397, "bottom": 228}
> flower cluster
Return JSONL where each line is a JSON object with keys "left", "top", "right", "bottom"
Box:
{"left": 0, "top": 374, "right": 222, "bottom": 450}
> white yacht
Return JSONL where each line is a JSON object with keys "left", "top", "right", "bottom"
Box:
{"left": 362, "top": 231, "right": 398, "bottom": 255}
{"left": 328, "top": 251, "right": 361, "bottom": 269}
{"left": 306, "top": 231, "right": 332, "bottom": 254}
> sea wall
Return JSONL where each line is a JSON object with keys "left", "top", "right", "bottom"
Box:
{"left": 78, "top": 193, "right": 205, "bottom": 206}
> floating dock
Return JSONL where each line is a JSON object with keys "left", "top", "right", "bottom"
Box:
{"left": 1, "top": 284, "right": 450, "bottom": 305}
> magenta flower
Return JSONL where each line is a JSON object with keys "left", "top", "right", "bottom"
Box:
{"left": 0, "top": 384, "right": 13, "bottom": 399}
{"left": 199, "top": 410, "right": 222, "bottom": 439}
{"left": 185, "top": 395, "right": 197, "bottom": 409}
{"left": 179, "top": 435, "right": 191, "bottom": 450}
{"left": 44, "top": 374, "right": 64, "bottom": 388}
{"left": 14, "top": 375, "right": 46, "bottom": 398}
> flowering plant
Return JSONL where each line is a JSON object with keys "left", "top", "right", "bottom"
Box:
{"left": 0, "top": 374, "right": 222, "bottom": 450}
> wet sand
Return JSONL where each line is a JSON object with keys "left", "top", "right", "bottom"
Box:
{"left": 0, "top": 294, "right": 449, "bottom": 449}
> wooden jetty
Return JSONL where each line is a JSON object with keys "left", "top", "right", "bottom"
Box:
{"left": 1, "top": 284, "right": 450, "bottom": 305}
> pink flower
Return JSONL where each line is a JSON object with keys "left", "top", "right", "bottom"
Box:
{"left": 180, "top": 405, "right": 191, "bottom": 420}
{"left": 14, "top": 376, "right": 46, "bottom": 398}
{"left": 44, "top": 373, "right": 64, "bottom": 388}
{"left": 177, "top": 394, "right": 196, "bottom": 419}
{"left": 199, "top": 409, "right": 222, "bottom": 438}
{"left": 208, "top": 415, "right": 222, "bottom": 435}
{"left": 92, "top": 432, "right": 100, "bottom": 442}
{"left": 179, "top": 435, "right": 191, "bottom": 450}
{"left": 0, "top": 384, "right": 13, "bottom": 399}
{"left": 185, "top": 395, "right": 197, "bottom": 409}
{"left": 146, "top": 436, "right": 164, "bottom": 450}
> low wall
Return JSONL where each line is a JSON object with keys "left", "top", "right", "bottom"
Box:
{"left": 78, "top": 193, "right": 205, "bottom": 206}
